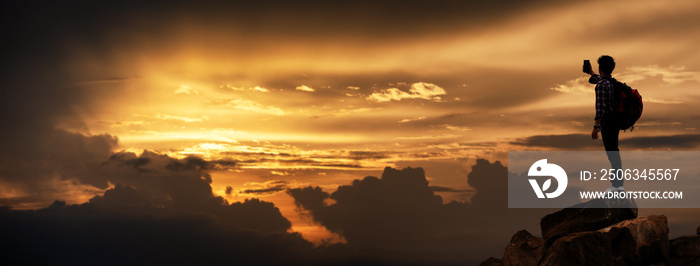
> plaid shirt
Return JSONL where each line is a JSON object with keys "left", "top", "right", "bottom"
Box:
{"left": 590, "top": 74, "right": 615, "bottom": 120}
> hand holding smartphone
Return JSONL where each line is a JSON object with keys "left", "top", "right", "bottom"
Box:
{"left": 583, "top": 60, "right": 592, "bottom": 74}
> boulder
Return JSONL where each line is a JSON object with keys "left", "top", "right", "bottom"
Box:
{"left": 599, "top": 215, "right": 669, "bottom": 264}
{"left": 539, "top": 227, "right": 636, "bottom": 265}
{"left": 485, "top": 197, "right": 687, "bottom": 265}
{"left": 540, "top": 215, "right": 669, "bottom": 265}
{"left": 540, "top": 198, "right": 637, "bottom": 247}
{"left": 478, "top": 257, "right": 502, "bottom": 266}
{"left": 669, "top": 235, "right": 700, "bottom": 265}
{"left": 501, "top": 230, "right": 543, "bottom": 266}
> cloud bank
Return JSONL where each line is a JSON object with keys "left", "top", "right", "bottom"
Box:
{"left": 0, "top": 151, "right": 316, "bottom": 264}
{"left": 287, "top": 161, "right": 553, "bottom": 263}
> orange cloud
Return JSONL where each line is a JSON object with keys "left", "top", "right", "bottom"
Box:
{"left": 296, "top": 85, "right": 315, "bottom": 92}
{"left": 367, "top": 82, "right": 446, "bottom": 102}
{"left": 227, "top": 99, "right": 286, "bottom": 116}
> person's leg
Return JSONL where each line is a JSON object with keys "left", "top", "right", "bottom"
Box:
{"left": 601, "top": 120, "right": 623, "bottom": 187}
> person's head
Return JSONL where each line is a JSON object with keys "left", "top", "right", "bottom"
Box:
{"left": 597, "top": 55, "right": 616, "bottom": 76}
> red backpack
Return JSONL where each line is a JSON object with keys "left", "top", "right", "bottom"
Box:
{"left": 609, "top": 78, "right": 643, "bottom": 131}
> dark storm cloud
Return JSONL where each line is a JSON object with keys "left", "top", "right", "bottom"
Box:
{"left": 625, "top": 134, "right": 700, "bottom": 149}
{"left": 287, "top": 160, "right": 554, "bottom": 263}
{"left": 9, "top": 147, "right": 287, "bottom": 232}
{"left": 243, "top": 187, "right": 286, "bottom": 194}
{"left": 511, "top": 134, "right": 598, "bottom": 150}
{"left": 287, "top": 186, "right": 329, "bottom": 213}
{"left": 0, "top": 150, "right": 318, "bottom": 264}
{"left": 242, "top": 181, "right": 289, "bottom": 195}
{"left": 92, "top": 151, "right": 292, "bottom": 231}
{"left": 0, "top": 127, "right": 119, "bottom": 206}
{"left": 208, "top": 159, "right": 239, "bottom": 170}
{"left": 513, "top": 133, "right": 700, "bottom": 150}
{"left": 0, "top": 198, "right": 314, "bottom": 265}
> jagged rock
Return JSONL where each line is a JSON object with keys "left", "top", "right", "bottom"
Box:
{"left": 669, "top": 235, "right": 700, "bottom": 265}
{"left": 501, "top": 230, "right": 543, "bottom": 266}
{"left": 540, "top": 215, "right": 669, "bottom": 265}
{"left": 599, "top": 215, "right": 669, "bottom": 264}
{"left": 486, "top": 198, "right": 683, "bottom": 265}
{"left": 540, "top": 198, "right": 637, "bottom": 247}
{"left": 478, "top": 257, "right": 502, "bottom": 266}
{"left": 539, "top": 227, "right": 636, "bottom": 265}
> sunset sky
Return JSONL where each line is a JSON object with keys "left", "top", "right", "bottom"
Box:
{"left": 2, "top": 0, "right": 700, "bottom": 264}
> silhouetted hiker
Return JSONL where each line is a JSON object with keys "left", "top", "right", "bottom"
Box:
{"left": 584, "top": 55, "right": 624, "bottom": 193}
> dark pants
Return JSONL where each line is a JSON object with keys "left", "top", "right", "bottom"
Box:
{"left": 601, "top": 115, "right": 623, "bottom": 187}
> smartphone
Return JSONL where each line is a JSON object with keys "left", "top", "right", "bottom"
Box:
{"left": 583, "top": 60, "right": 591, "bottom": 73}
